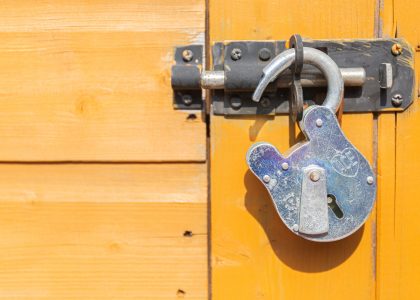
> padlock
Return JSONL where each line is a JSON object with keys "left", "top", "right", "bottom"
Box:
{"left": 247, "top": 46, "right": 376, "bottom": 242}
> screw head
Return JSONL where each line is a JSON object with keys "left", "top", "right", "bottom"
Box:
{"left": 258, "top": 48, "right": 272, "bottom": 61}
{"left": 327, "top": 196, "right": 333, "bottom": 204}
{"left": 391, "top": 94, "right": 403, "bottom": 107}
{"left": 231, "top": 48, "right": 242, "bottom": 61}
{"left": 309, "top": 171, "right": 320, "bottom": 182}
{"left": 230, "top": 96, "right": 242, "bottom": 110}
{"left": 263, "top": 175, "right": 271, "bottom": 183}
{"left": 281, "top": 162, "right": 289, "bottom": 170}
{"left": 367, "top": 176, "right": 374, "bottom": 185}
{"left": 315, "top": 118, "right": 323, "bottom": 127}
{"left": 182, "top": 94, "right": 193, "bottom": 106}
{"left": 260, "top": 97, "right": 271, "bottom": 108}
{"left": 391, "top": 43, "right": 403, "bottom": 56}
{"left": 182, "top": 49, "right": 194, "bottom": 62}
{"left": 292, "top": 224, "right": 299, "bottom": 232}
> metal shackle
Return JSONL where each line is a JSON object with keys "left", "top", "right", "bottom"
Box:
{"left": 252, "top": 47, "right": 344, "bottom": 113}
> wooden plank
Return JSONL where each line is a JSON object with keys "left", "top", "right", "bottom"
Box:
{"left": 0, "top": 163, "right": 207, "bottom": 204}
{"left": 0, "top": 1, "right": 204, "bottom": 32}
{"left": 0, "top": 163, "right": 207, "bottom": 299}
{"left": 210, "top": 0, "right": 377, "bottom": 298}
{"left": 378, "top": 0, "right": 420, "bottom": 298}
{"left": 376, "top": 113, "right": 398, "bottom": 300}
{"left": 0, "top": 1, "right": 205, "bottom": 162}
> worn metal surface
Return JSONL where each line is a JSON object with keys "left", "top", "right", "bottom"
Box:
{"left": 299, "top": 165, "right": 329, "bottom": 235}
{"left": 202, "top": 68, "right": 366, "bottom": 88}
{"left": 252, "top": 47, "right": 344, "bottom": 113}
{"left": 289, "top": 34, "right": 304, "bottom": 121}
{"left": 208, "top": 39, "right": 414, "bottom": 115}
{"left": 171, "top": 45, "right": 203, "bottom": 110}
{"left": 246, "top": 106, "right": 376, "bottom": 241}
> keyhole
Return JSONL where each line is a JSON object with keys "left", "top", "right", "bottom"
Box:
{"left": 327, "top": 194, "right": 344, "bottom": 219}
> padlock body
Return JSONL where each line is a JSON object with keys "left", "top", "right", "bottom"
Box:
{"left": 246, "top": 106, "right": 376, "bottom": 242}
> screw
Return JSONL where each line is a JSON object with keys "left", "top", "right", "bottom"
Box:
{"left": 182, "top": 49, "right": 194, "bottom": 62}
{"left": 391, "top": 43, "right": 403, "bottom": 56}
{"left": 182, "top": 94, "right": 193, "bottom": 106}
{"left": 231, "top": 48, "right": 242, "bottom": 61}
{"left": 391, "top": 94, "right": 403, "bottom": 107}
{"left": 258, "top": 48, "right": 272, "bottom": 61}
{"left": 281, "top": 162, "right": 289, "bottom": 170}
{"left": 367, "top": 176, "right": 374, "bottom": 185}
{"left": 327, "top": 196, "right": 333, "bottom": 204}
{"left": 309, "top": 171, "right": 320, "bottom": 182}
{"left": 315, "top": 118, "right": 323, "bottom": 127}
{"left": 292, "top": 224, "right": 299, "bottom": 232}
{"left": 263, "top": 175, "right": 271, "bottom": 183}
{"left": 230, "top": 96, "right": 242, "bottom": 110}
{"left": 260, "top": 97, "right": 271, "bottom": 108}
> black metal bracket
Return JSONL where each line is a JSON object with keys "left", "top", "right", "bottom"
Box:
{"left": 171, "top": 45, "right": 203, "bottom": 110}
{"left": 171, "top": 39, "right": 415, "bottom": 114}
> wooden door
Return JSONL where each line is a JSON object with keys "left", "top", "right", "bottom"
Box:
{"left": 0, "top": 1, "right": 418, "bottom": 299}
{"left": 0, "top": 1, "right": 207, "bottom": 299}
{"left": 210, "top": 0, "right": 419, "bottom": 299}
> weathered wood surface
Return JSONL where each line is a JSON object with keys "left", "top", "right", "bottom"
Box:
{"left": 0, "top": 1, "right": 205, "bottom": 162}
{"left": 0, "top": 1, "right": 208, "bottom": 299}
{"left": 210, "top": 0, "right": 377, "bottom": 299}
{"left": 0, "top": 163, "right": 208, "bottom": 299}
{"left": 377, "top": 0, "right": 420, "bottom": 299}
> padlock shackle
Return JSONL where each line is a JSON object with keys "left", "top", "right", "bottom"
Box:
{"left": 252, "top": 47, "right": 344, "bottom": 113}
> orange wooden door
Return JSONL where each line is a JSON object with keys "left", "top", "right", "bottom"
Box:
{"left": 209, "top": 0, "right": 419, "bottom": 299}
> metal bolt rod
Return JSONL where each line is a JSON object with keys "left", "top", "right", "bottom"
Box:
{"left": 200, "top": 67, "right": 365, "bottom": 90}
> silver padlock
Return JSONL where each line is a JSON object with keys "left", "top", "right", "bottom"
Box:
{"left": 246, "top": 47, "right": 376, "bottom": 242}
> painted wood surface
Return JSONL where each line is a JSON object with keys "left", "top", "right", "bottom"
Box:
{"left": 0, "top": 1, "right": 205, "bottom": 162}
{"left": 0, "top": 1, "right": 209, "bottom": 299}
{"left": 0, "top": 163, "right": 208, "bottom": 299}
{"left": 210, "top": 0, "right": 378, "bottom": 299}
{"left": 377, "top": 0, "right": 420, "bottom": 299}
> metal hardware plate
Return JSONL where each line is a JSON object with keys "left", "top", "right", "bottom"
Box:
{"left": 171, "top": 45, "right": 203, "bottom": 110}
{"left": 299, "top": 165, "right": 329, "bottom": 235}
{"left": 171, "top": 39, "right": 414, "bottom": 114}
{"left": 213, "top": 39, "right": 414, "bottom": 115}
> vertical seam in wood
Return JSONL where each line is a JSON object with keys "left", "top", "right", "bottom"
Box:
{"left": 372, "top": 113, "right": 378, "bottom": 288}
{"left": 205, "top": 0, "right": 212, "bottom": 298}
{"left": 393, "top": 113, "right": 397, "bottom": 237}
{"left": 374, "top": 0, "right": 383, "bottom": 37}
{"left": 374, "top": 0, "right": 384, "bottom": 294}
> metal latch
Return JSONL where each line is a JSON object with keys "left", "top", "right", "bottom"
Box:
{"left": 171, "top": 38, "right": 415, "bottom": 114}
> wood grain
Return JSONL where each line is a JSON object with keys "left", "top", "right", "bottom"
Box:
{"left": 376, "top": 113, "right": 398, "bottom": 300}
{"left": 0, "top": 163, "right": 207, "bottom": 299}
{"left": 378, "top": 0, "right": 420, "bottom": 298}
{"left": 210, "top": 0, "right": 377, "bottom": 298}
{"left": 0, "top": 1, "right": 205, "bottom": 162}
